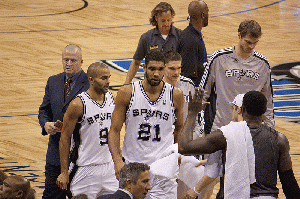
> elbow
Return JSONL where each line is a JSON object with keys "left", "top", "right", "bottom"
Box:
{"left": 178, "top": 146, "right": 194, "bottom": 155}
{"left": 178, "top": 142, "right": 189, "bottom": 155}
{"left": 178, "top": 146, "right": 186, "bottom": 154}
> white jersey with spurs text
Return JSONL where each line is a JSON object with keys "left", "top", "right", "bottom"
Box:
{"left": 122, "top": 80, "right": 176, "bottom": 165}
{"left": 72, "top": 91, "right": 114, "bottom": 166}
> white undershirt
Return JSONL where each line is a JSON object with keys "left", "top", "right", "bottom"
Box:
{"left": 161, "top": 34, "right": 168, "bottom": 40}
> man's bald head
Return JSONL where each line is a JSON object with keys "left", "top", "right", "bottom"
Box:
{"left": 188, "top": 1, "right": 208, "bottom": 22}
{"left": 0, "top": 175, "right": 31, "bottom": 199}
{"left": 63, "top": 44, "right": 82, "bottom": 59}
{"left": 62, "top": 44, "right": 83, "bottom": 77}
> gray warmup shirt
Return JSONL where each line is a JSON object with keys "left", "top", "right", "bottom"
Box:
{"left": 200, "top": 47, "right": 275, "bottom": 131}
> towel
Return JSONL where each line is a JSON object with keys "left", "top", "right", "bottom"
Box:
{"left": 178, "top": 155, "right": 205, "bottom": 189}
{"left": 150, "top": 143, "right": 180, "bottom": 179}
{"left": 220, "top": 121, "right": 256, "bottom": 199}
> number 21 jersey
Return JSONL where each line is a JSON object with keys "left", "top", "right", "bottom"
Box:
{"left": 123, "top": 80, "right": 176, "bottom": 165}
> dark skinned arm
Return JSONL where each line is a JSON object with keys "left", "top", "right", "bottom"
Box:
{"left": 178, "top": 88, "right": 226, "bottom": 155}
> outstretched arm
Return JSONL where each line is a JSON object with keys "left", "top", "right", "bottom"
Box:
{"left": 57, "top": 97, "right": 83, "bottom": 190}
{"left": 179, "top": 88, "right": 226, "bottom": 155}
{"left": 108, "top": 85, "right": 131, "bottom": 179}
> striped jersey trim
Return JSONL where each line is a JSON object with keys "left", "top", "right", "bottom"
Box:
{"left": 253, "top": 51, "right": 270, "bottom": 68}
{"left": 78, "top": 95, "right": 86, "bottom": 123}
{"left": 200, "top": 47, "right": 233, "bottom": 88}
{"left": 179, "top": 75, "right": 195, "bottom": 87}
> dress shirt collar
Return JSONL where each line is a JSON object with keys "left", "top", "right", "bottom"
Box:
{"left": 119, "top": 188, "right": 134, "bottom": 199}
{"left": 65, "top": 69, "right": 83, "bottom": 83}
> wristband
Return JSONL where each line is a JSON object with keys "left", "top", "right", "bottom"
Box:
{"left": 193, "top": 187, "right": 201, "bottom": 195}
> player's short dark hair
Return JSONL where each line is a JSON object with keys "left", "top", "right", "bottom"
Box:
{"left": 150, "top": 2, "right": 175, "bottom": 26}
{"left": 145, "top": 50, "right": 165, "bottom": 66}
{"left": 243, "top": 90, "right": 267, "bottom": 116}
{"left": 164, "top": 50, "right": 182, "bottom": 64}
{"left": 87, "top": 62, "right": 109, "bottom": 78}
{"left": 238, "top": 20, "right": 262, "bottom": 38}
{"left": 119, "top": 162, "right": 150, "bottom": 189}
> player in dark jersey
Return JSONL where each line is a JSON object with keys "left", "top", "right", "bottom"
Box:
{"left": 179, "top": 90, "right": 300, "bottom": 199}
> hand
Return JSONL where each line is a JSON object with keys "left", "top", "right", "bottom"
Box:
{"left": 185, "top": 188, "right": 199, "bottom": 199}
{"left": 114, "top": 161, "right": 125, "bottom": 180}
{"left": 44, "top": 122, "right": 60, "bottom": 135}
{"left": 56, "top": 172, "right": 69, "bottom": 190}
{"left": 178, "top": 155, "right": 182, "bottom": 165}
{"left": 54, "top": 120, "right": 63, "bottom": 131}
{"left": 188, "top": 87, "right": 205, "bottom": 114}
{"left": 195, "top": 159, "right": 207, "bottom": 167}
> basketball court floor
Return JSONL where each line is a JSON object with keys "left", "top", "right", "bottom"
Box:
{"left": 0, "top": 0, "right": 299, "bottom": 198}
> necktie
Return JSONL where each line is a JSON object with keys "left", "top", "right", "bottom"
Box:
{"left": 64, "top": 78, "right": 72, "bottom": 102}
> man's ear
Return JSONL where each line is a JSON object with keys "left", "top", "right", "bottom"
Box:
{"left": 237, "top": 107, "right": 242, "bottom": 114}
{"left": 88, "top": 76, "right": 93, "bottom": 83}
{"left": 241, "top": 106, "right": 246, "bottom": 115}
{"left": 142, "top": 63, "right": 147, "bottom": 72}
{"left": 238, "top": 32, "right": 241, "bottom": 39}
{"left": 15, "top": 190, "right": 24, "bottom": 198}
{"left": 126, "top": 179, "right": 133, "bottom": 190}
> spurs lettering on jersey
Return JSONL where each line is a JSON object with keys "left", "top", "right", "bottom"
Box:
{"left": 87, "top": 112, "right": 112, "bottom": 126}
{"left": 132, "top": 108, "right": 169, "bottom": 121}
{"left": 225, "top": 69, "right": 260, "bottom": 80}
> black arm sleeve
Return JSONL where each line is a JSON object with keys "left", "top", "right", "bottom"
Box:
{"left": 278, "top": 169, "right": 300, "bottom": 199}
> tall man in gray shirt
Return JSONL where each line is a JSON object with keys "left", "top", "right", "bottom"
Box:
{"left": 199, "top": 19, "right": 275, "bottom": 198}
{"left": 200, "top": 19, "right": 275, "bottom": 131}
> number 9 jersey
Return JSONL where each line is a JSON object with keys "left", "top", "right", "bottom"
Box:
{"left": 71, "top": 91, "right": 115, "bottom": 166}
{"left": 122, "top": 80, "right": 176, "bottom": 165}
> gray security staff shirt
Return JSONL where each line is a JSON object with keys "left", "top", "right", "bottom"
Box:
{"left": 133, "top": 25, "right": 181, "bottom": 61}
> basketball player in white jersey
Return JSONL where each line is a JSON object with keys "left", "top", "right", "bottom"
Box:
{"left": 108, "top": 50, "right": 185, "bottom": 199}
{"left": 56, "top": 62, "right": 118, "bottom": 198}
{"left": 163, "top": 50, "right": 205, "bottom": 137}
{"left": 163, "top": 51, "right": 214, "bottom": 199}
